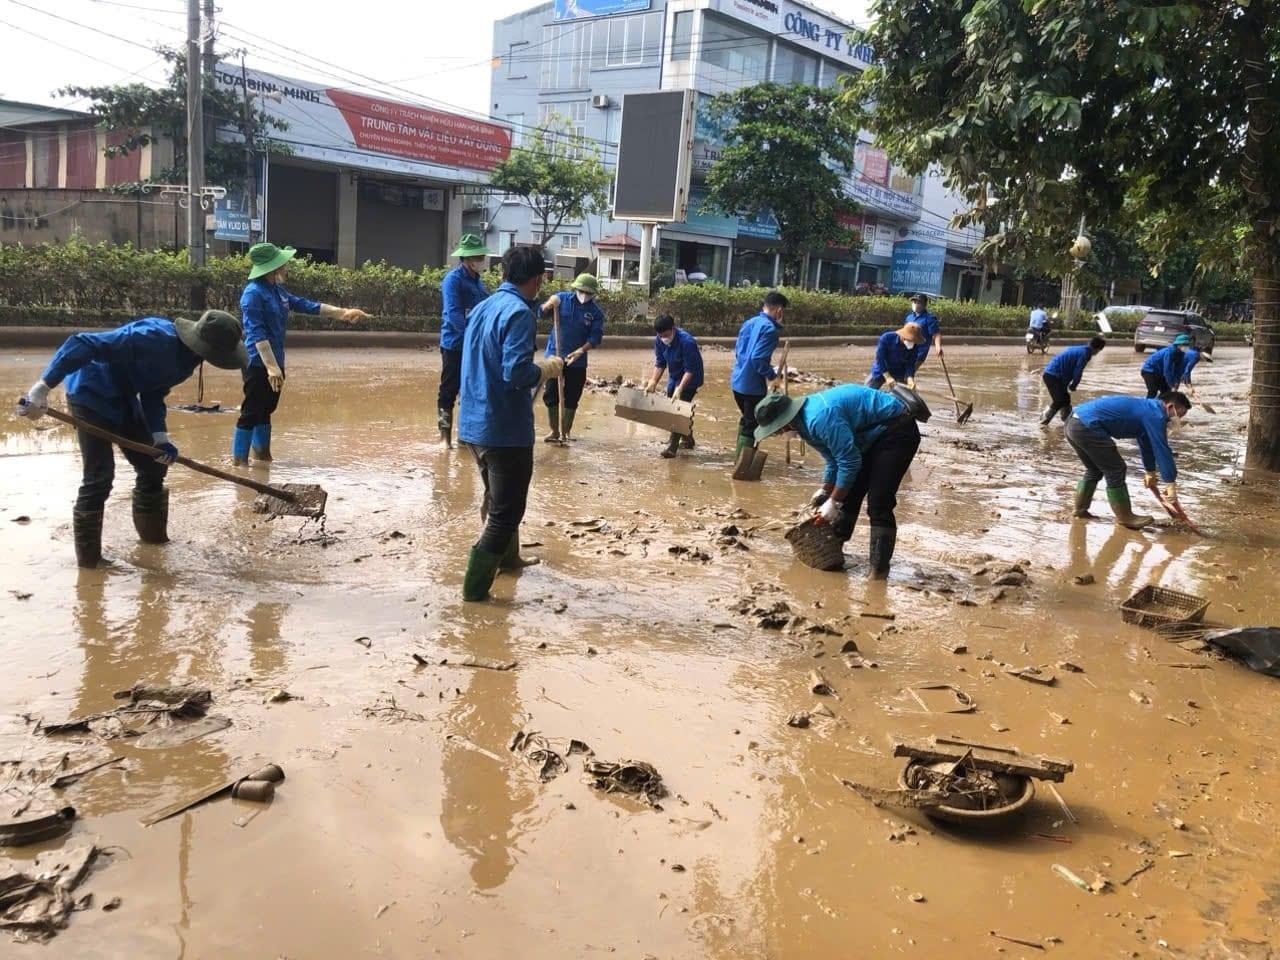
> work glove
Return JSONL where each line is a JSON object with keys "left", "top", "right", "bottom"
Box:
{"left": 565, "top": 347, "right": 586, "bottom": 365}
{"left": 267, "top": 370, "right": 285, "bottom": 393}
{"left": 151, "top": 432, "right": 179, "bottom": 465}
{"left": 814, "top": 498, "right": 842, "bottom": 525}
{"left": 15, "top": 380, "right": 50, "bottom": 419}
{"left": 905, "top": 376, "right": 916, "bottom": 389}
{"left": 643, "top": 378, "right": 658, "bottom": 395}
{"left": 1143, "top": 471, "right": 1158, "bottom": 491}
{"left": 936, "top": 346, "right": 945, "bottom": 358}
{"left": 1162, "top": 482, "right": 1178, "bottom": 505}
{"left": 809, "top": 488, "right": 829, "bottom": 509}
{"left": 882, "top": 374, "right": 897, "bottom": 388}
{"left": 340, "top": 308, "right": 371, "bottom": 323}
{"left": 534, "top": 356, "right": 564, "bottom": 389}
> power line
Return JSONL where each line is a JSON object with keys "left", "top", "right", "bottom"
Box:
{"left": 3, "top": 0, "right": 174, "bottom": 52}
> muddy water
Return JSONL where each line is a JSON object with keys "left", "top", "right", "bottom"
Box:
{"left": 1, "top": 342, "right": 1277, "bottom": 959}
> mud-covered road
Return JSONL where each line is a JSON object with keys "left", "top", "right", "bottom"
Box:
{"left": 1, "top": 342, "right": 1277, "bottom": 959}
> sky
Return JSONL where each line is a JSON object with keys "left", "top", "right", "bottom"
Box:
{"left": 0, "top": 0, "right": 872, "bottom": 120}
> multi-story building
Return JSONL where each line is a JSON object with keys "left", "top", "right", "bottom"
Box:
{"left": 488, "top": 0, "right": 988, "bottom": 298}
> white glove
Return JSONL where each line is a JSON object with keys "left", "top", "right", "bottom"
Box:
{"left": 1143, "top": 471, "right": 1158, "bottom": 490}
{"left": 905, "top": 376, "right": 916, "bottom": 389}
{"left": 1162, "top": 482, "right": 1178, "bottom": 504}
{"left": 16, "top": 380, "right": 50, "bottom": 419}
{"left": 882, "top": 374, "right": 897, "bottom": 388}
{"left": 643, "top": 378, "right": 658, "bottom": 395}
{"left": 534, "top": 356, "right": 564, "bottom": 389}
{"left": 809, "top": 488, "right": 829, "bottom": 507}
{"left": 816, "top": 498, "right": 841, "bottom": 524}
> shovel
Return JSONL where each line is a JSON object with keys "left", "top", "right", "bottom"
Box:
{"left": 1189, "top": 386, "right": 1217, "bottom": 414}
{"left": 732, "top": 445, "right": 768, "bottom": 481}
{"left": 45, "top": 408, "right": 327, "bottom": 519}
{"left": 937, "top": 353, "right": 974, "bottom": 424}
{"left": 1149, "top": 483, "right": 1203, "bottom": 536}
{"left": 550, "top": 300, "right": 567, "bottom": 446}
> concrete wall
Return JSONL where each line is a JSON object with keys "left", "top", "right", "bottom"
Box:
{"left": 0, "top": 189, "right": 181, "bottom": 248}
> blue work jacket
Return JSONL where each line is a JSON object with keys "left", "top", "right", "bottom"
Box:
{"left": 1044, "top": 344, "right": 1093, "bottom": 390}
{"left": 1075, "top": 395, "right": 1178, "bottom": 482}
{"left": 730, "top": 312, "right": 781, "bottom": 395}
{"left": 1028, "top": 308, "right": 1048, "bottom": 330}
{"left": 793, "top": 384, "right": 907, "bottom": 491}
{"left": 240, "top": 278, "right": 321, "bottom": 371}
{"left": 40, "top": 317, "right": 201, "bottom": 433}
{"left": 440, "top": 264, "right": 489, "bottom": 351}
{"left": 908, "top": 310, "right": 940, "bottom": 364}
{"left": 654, "top": 327, "right": 704, "bottom": 391}
{"left": 869, "top": 330, "right": 920, "bottom": 381}
{"left": 1140, "top": 344, "right": 1187, "bottom": 388}
{"left": 543, "top": 291, "right": 604, "bottom": 370}
{"left": 458, "top": 283, "right": 543, "bottom": 447}
{"left": 1182, "top": 349, "right": 1202, "bottom": 385}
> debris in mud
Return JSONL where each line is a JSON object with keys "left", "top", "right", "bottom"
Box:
{"left": 112, "top": 683, "right": 212, "bottom": 708}
{"left": 583, "top": 759, "right": 668, "bottom": 808}
{"left": 584, "top": 374, "right": 626, "bottom": 395}
{"left": 362, "top": 696, "right": 427, "bottom": 723}
{"left": 808, "top": 669, "right": 836, "bottom": 697}
{"left": 141, "top": 763, "right": 284, "bottom": 826}
{"left": 11, "top": 516, "right": 31, "bottom": 524}
{"left": 133, "top": 715, "right": 232, "bottom": 749}
{"left": 265, "top": 688, "right": 296, "bottom": 704}
{"left": 886, "top": 821, "right": 917, "bottom": 843}
{"left": 174, "top": 401, "right": 224, "bottom": 413}
{"left": 906, "top": 683, "right": 976, "bottom": 714}
{"left": 1004, "top": 665, "right": 1057, "bottom": 686}
{"left": 1057, "top": 661, "right": 1084, "bottom": 673}
{"left": 509, "top": 729, "right": 593, "bottom": 782}
{"left": 726, "top": 586, "right": 848, "bottom": 637}
{"left": 990, "top": 931, "right": 1050, "bottom": 950}
{"left": 0, "top": 843, "right": 99, "bottom": 943}
{"left": 50, "top": 756, "right": 124, "bottom": 791}
{"left": 41, "top": 683, "right": 225, "bottom": 744}
{"left": 412, "top": 653, "right": 516, "bottom": 671}
{"left": 0, "top": 807, "right": 76, "bottom": 848}
{"left": 8, "top": 591, "right": 31, "bottom": 601}
{"left": 839, "top": 778, "right": 947, "bottom": 811}
{"left": 893, "top": 737, "right": 1074, "bottom": 782}
{"left": 668, "top": 544, "right": 711, "bottom": 563}
{"left": 1129, "top": 689, "right": 1152, "bottom": 706}
{"left": 787, "top": 712, "right": 811, "bottom": 728}
{"left": 1051, "top": 863, "right": 1111, "bottom": 895}
{"left": 1073, "top": 574, "right": 1096, "bottom": 586}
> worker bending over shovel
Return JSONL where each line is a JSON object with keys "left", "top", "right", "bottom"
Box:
{"left": 15, "top": 312, "right": 249, "bottom": 567}
{"left": 1139, "top": 334, "right": 1193, "bottom": 399}
{"left": 867, "top": 322, "right": 925, "bottom": 389}
{"left": 644, "top": 314, "right": 705, "bottom": 459}
{"left": 1064, "top": 391, "right": 1191, "bottom": 528}
{"left": 753, "top": 384, "right": 925, "bottom": 578}
{"left": 458, "top": 246, "right": 564, "bottom": 601}
{"left": 1039, "top": 335, "right": 1106, "bottom": 426}
{"left": 539, "top": 273, "right": 604, "bottom": 444}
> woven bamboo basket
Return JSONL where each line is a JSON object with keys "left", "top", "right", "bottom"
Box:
{"left": 785, "top": 516, "right": 845, "bottom": 571}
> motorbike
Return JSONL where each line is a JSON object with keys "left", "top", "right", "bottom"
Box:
{"left": 1025, "top": 318, "right": 1053, "bottom": 354}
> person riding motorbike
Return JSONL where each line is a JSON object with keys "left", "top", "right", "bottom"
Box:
{"left": 1026, "top": 305, "right": 1052, "bottom": 351}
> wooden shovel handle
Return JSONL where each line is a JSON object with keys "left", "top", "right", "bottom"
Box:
{"left": 45, "top": 408, "right": 299, "bottom": 502}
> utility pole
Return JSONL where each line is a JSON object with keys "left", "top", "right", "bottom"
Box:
{"left": 241, "top": 54, "right": 257, "bottom": 244}
{"left": 185, "top": 0, "right": 205, "bottom": 267}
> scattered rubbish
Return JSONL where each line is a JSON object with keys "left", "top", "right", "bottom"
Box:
{"left": 893, "top": 737, "right": 1073, "bottom": 782}
{"left": 908, "top": 892, "right": 925, "bottom": 903}
{"left": 174, "top": 401, "right": 223, "bottom": 413}
{"left": 787, "top": 712, "right": 811, "bottom": 729}
{"left": 42, "top": 683, "right": 217, "bottom": 739}
{"left": 132, "top": 715, "right": 231, "bottom": 750}
{"left": 861, "top": 611, "right": 895, "bottom": 621}
{"left": 363, "top": 696, "right": 427, "bottom": 724}
{"left": 231, "top": 780, "right": 274, "bottom": 802}
{"left": 0, "top": 843, "right": 98, "bottom": 943}
{"left": 0, "top": 807, "right": 76, "bottom": 848}
{"left": 990, "top": 931, "right": 1047, "bottom": 950}
{"left": 1046, "top": 782, "right": 1078, "bottom": 824}
{"left": 950, "top": 643, "right": 967, "bottom": 654}
{"left": 1129, "top": 690, "right": 1152, "bottom": 706}
{"left": 886, "top": 822, "right": 917, "bottom": 843}
{"left": 584, "top": 759, "right": 667, "bottom": 808}
{"left": 897, "top": 760, "right": 1035, "bottom": 823}
{"left": 992, "top": 570, "right": 1028, "bottom": 587}
{"left": 1168, "top": 850, "right": 1193, "bottom": 859}
{"left": 375, "top": 902, "right": 395, "bottom": 920}
{"left": 1030, "top": 833, "right": 1073, "bottom": 844}
{"left": 1048, "top": 712, "right": 1070, "bottom": 725}
{"left": 1201, "top": 626, "right": 1280, "bottom": 678}
{"left": 113, "top": 682, "right": 212, "bottom": 707}
{"left": 443, "top": 734, "right": 503, "bottom": 762}
{"left": 808, "top": 669, "right": 836, "bottom": 697}
{"left": 1171, "top": 817, "right": 1186, "bottom": 830}
{"left": 354, "top": 636, "right": 372, "bottom": 648}
{"left": 907, "top": 683, "right": 976, "bottom": 714}
{"left": 839, "top": 639, "right": 858, "bottom": 654}
{"left": 1004, "top": 665, "right": 1057, "bottom": 685}
{"left": 1052, "top": 863, "right": 1109, "bottom": 895}
{"left": 839, "top": 778, "right": 946, "bottom": 811}
{"left": 413, "top": 653, "right": 516, "bottom": 671}
{"left": 1120, "top": 860, "right": 1155, "bottom": 885}
{"left": 991, "top": 723, "right": 1010, "bottom": 733}
{"left": 141, "top": 763, "right": 284, "bottom": 826}
{"left": 509, "top": 729, "right": 592, "bottom": 782}
{"left": 8, "top": 591, "right": 32, "bottom": 601}
{"left": 11, "top": 516, "right": 31, "bottom": 524}
{"left": 1072, "top": 574, "right": 1095, "bottom": 586}
{"left": 101, "top": 897, "right": 121, "bottom": 912}
{"left": 266, "top": 688, "right": 295, "bottom": 703}
{"left": 1057, "top": 661, "right": 1084, "bottom": 673}
{"left": 50, "top": 756, "right": 124, "bottom": 791}
{"left": 1120, "top": 585, "right": 1210, "bottom": 629}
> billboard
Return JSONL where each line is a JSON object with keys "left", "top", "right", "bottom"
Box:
{"left": 890, "top": 239, "right": 945, "bottom": 294}
{"left": 554, "top": 0, "right": 652, "bottom": 19}
{"left": 212, "top": 64, "right": 512, "bottom": 183}
{"left": 613, "top": 90, "right": 694, "bottom": 222}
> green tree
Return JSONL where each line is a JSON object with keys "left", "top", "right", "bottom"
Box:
{"left": 704, "top": 83, "right": 859, "bottom": 287}
{"left": 846, "top": 0, "right": 1280, "bottom": 470}
{"left": 488, "top": 118, "right": 611, "bottom": 247}
{"left": 60, "top": 45, "right": 288, "bottom": 193}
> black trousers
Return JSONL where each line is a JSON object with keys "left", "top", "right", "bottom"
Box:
{"left": 1065, "top": 415, "right": 1127, "bottom": 488}
{"left": 438, "top": 348, "right": 462, "bottom": 409}
{"left": 543, "top": 366, "right": 587, "bottom": 410}
{"left": 733, "top": 390, "right": 765, "bottom": 439}
{"left": 236, "top": 364, "right": 280, "bottom": 430}
{"left": 72, "top": 403, "right": 168, "bottom": 513}
{"left": 1042, "top": 373, "right": 1073, "bottom": 421}
{"left": 1141, "top": 370, "right": 1168, "bottom": 399}
{"left": 467, "top": 444, "right": 534, "bottom": 555}
{"left": 831, "top": 416, "right": 920, "bottom": 542}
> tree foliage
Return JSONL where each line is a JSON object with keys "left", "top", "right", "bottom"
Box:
{"left": 704, "top": 83, "right": 860, "bottom": 286}
{"left": 60, "top": 46, "right": 288, "bottom": 192}
{"left": 488, "top": 118, "right": 611, "bottom": 247}
{"left": 846, "top": 0, "right": 1280, "bottom": 469}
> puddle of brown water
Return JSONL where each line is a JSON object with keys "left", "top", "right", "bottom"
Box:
{"left": 1, "top": 344, "right": 1277, "bottom": 958}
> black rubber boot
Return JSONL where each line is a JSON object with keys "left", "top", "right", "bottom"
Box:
{"left": 680, "top": 430, "right": 695, "bottom": 450}
{"left": 437, "top": 406, "right": 453, "bottom": 447}
{"left": 868, "top": 525, "right": 897, "bottom": 580}
{"left": 1039, "top": 406, "right": 1054, "bottom": 426}
{"left": 661, "top": 433, "right": 680, "bottom": 458}
{"left": 132, "top": 488, "right": 169, "bottom": 544}
{"left": 462, "top": 545, "right": 503, "bottom": 602}
{"left": 73, "top": 508, "right": 104, "bottom": 569}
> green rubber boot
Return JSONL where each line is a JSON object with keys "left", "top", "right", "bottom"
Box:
{"left": 73, "top": 508, "right": 105, "bottom": 569}
{"left": 544, "top": 405, "right": 561, "bottom": 443}
{"left": 499, "top": 529, "right": 540, "bottom": 570}
{"left": 462, "top": 545, "right": 503, "bottom": 602}
{"left": 734, "top": 432, "right": 752, "bottom": 457}
{"left": 1073, "top": 478, "right": 1099, "bottom": 518}
{"left": 1106, "top": 486, "right": 1152, "bottom": 530}
{"left": 561, "top": 407, "right": 577, "bottom": 441}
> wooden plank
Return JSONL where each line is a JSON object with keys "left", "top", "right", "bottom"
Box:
{"left": 613, "top": 386, "right": 694, "bottom": 437}
{"left": 892, "top": 736, "right": 1074, "bottom": 783}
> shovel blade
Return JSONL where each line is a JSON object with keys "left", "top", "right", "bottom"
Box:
{"left": 732, "top": 447, "right": 768, "bottom": 481}
{"left": 253, "top": 483, "right": 328, "bottom": 519}
{"left": 956, "top": 403, "right": 974, "bottom": 425}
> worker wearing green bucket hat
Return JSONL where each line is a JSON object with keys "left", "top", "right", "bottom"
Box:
{"left": 538, "top": 273, "right": 604, "bottom": 443}
{"left": 438, "top": 234, "right": 492, "bottom": 447}
{"left": 232, "top": 242, "right": 373, "bottom": 466}
{"left": 1139, "top": 334, "right": 1196, "bottom": 399}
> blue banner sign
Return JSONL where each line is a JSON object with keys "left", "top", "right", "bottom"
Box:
{"left": 554, "top": 0, "right": 652, "bottom": 20}
{"left": 890, "top": 239, "right": 945, "bottom": 295}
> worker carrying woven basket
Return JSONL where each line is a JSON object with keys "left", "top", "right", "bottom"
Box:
{"left": 754, "top": 383, "right": 926, "bottom": 578}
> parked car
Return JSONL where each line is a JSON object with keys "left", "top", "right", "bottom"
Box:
{"left": 1132, "top": 309, "right": 1216, "bottom": 354}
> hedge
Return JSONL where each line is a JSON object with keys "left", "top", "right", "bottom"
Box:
{"left": 0, "top": 237, "right": 1251, "bottom": 343}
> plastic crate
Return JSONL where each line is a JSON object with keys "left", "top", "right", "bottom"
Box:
{"left": 1120, "top": 585, "right": 1210, "bottom": 629}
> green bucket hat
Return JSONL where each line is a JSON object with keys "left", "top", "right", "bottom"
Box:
{"left": 753, "top": 393, "right": 805, "bottom": 445}
{"left": 571, "top": 273, "right": 600, "bottom": 296}
{"left": 1173, "top": 334, "right": 1192, "bottom": 346}
{"left": 451, "top": 234, "right": 490, "bottom": 259}
{"left": 173, "top": 309, "right": 250, "bottom": 370}
{"left": 247, "top": 242, "right": 296, "bottom": 280}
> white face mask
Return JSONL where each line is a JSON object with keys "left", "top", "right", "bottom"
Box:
{"left": 576, "top": 292, "right": 592, "bottom": 305}
{"left": 660, "top": 336, "right": 674, "bottom": 346}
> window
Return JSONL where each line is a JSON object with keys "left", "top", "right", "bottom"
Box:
{"left": 539, "top": 101, "right": 589, "bottom": 158}
{"left": 561, "top": 234, "right": 580, "bottom": 251}
{"left": 500, "top": 231, "right": 517, "bottom": 254}
{"left": 670, "top": 11, "right": 693, "bottom": 62}
{"left": 540, "top": 22, "right": 594, "bottom": 90}
{"left": 773, "top": 43, "right": 818, "bottom": 85}
{"left": 700, "top": 15, "right": 768, "bottom": 83}
{"left": 507, "top": 41, "right": 528, "bottom": 79}
{"left": 505, "top": 113, "right": 525, "bottom": 149}
{"left": 606, "top": 11, "right": 662, "bottom": 67}
{"left": 820, "top": 64, "right": 855, "bottom": 90}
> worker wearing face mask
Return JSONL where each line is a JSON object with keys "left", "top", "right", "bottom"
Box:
{"left": 643, "top": 314, "right": 705, "bottom": 459}
{"left": 437, "top": 234, "right": 491, "bottom": 447}
{"left": 540, "top": 273, "right": 605, "bottom": 443}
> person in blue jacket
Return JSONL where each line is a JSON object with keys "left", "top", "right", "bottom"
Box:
{"left": 1139, "top": 334, "right": 1192, "bottom": 399}
{"left": 730, "top": 290, "right": 788, "bottom": 457}
{"left": 232, "top": 242, "right": 371, "bottom": 465}
{"left": 437, "top": 234, "right": 491, "bottom": 447}
{"left": 1064, "top": 391, "right": 1191, "bottom": 528}
{"left": 458, "top": 246, "right": 563, "bottom": 602}
{"left": 867, "top": 322, "right": 926, "bottom": 389}
{"left": 644, "top": 314, "right": 705, "bottom": 459}
{"left": 753, "top": 383, "right": 923, "bottom": 578}
{"left": 539, "top": 273, "right": 604, "bottom": 443}
{"left": 906, "top": 293, "right": 942, "bottom": 369}
{"left": 1039, "top": 335, "right": 1106, "bottom": 425}
{"left": 15, "top": 311, "right": 249, "bottom": 567}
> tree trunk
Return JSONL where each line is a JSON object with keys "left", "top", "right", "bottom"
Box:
{"left": 1245, "top": 270, "right": 1280, "bottom": 472}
